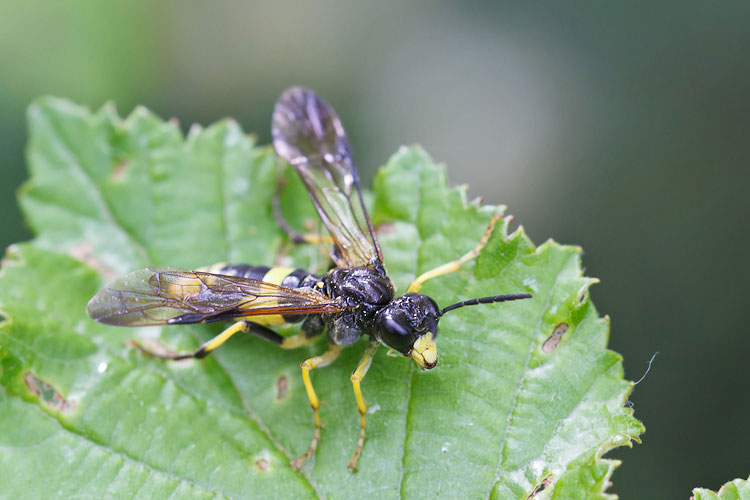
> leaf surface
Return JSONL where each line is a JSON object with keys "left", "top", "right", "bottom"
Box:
{"left": 693, "top": 477, "right": 750, "bottom": 500}
{"left": 0, "top": 98, "right": 643, "bottom": 499}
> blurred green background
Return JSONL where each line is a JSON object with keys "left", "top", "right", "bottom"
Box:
{"left": 1, "top": 1, "right": 748, "bottom": 497}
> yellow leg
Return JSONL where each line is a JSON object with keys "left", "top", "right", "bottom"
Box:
{"left": 273, "top": 230, "right": 333, "bottom": 269}
{"left": 348, "top": 339, "right": 379, "bottom": 470}
{"left": 406, "top": 214, "right": 501, "bottom": 294}
{"left": 298, "top": 234, "right": 334, "bottom": 245}
{"left": 280, "top": 332, "right": 319, "bottom": 349}
{"left": 272, "top": 185, "right": 333, "bottom": 245}
{"left": 292, "top": 344, "right": 344, "bottom": 469}
{"left": 131, "top": 320, "right": 249, "bottom": 360}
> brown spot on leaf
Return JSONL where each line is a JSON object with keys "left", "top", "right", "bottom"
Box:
{"left": 273, "top": 246, "right": 294, "bottom": 268}
{"left": 276, "top": 375, "right": 288, "bottom": 400}
{"left": 23, "top": 372, "right": 75, "bottom": 413}
{"left": 256, "top": 459, "right": 269, "bottom": 471}
{"left": 542, "top": 322, "right": 568, "bottom": 353}
{"left": 69, "top": 242, "right": 118, "bottom": 280}
{"left": 111, "top": 161, "right": 129, "bottom": 182}
{"left": 526, "top": 474, "right": 553, "bottom": 499}
{"left": 375, "top": 222, "right": 395, "bottom": 236}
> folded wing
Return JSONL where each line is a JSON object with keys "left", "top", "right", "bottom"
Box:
{"left": 86, "top": 267, "right": 343, "bottom": 326}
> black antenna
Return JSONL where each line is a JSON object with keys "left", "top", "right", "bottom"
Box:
{"left": 439, "top": 293, "right": 532, "bottom": 316}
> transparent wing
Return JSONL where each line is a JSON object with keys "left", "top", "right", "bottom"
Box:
{"left": 86, "top": 267, "right": 343, "bottom": 326}
{"left": 272, "top": 87, "right": 382, "bottom": 268}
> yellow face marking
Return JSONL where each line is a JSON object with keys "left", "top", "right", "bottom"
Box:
{"left": 408, "top": 332, "right": 438, "bottom": 370}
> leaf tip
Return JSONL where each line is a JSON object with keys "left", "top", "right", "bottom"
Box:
{"left": 391, "top": 143, "right": 438, "bottom": 168}
{"left": 691, "top": 476, "right": 750, "bottom": 500}
{"left": 27, "top": 96, "right": 89, "bottom": 128}
{"left": 187, "top": 122, "right": 204, "bottom": 139}
{"left": 133, "top": 104, "right": 151, "bottom": 117}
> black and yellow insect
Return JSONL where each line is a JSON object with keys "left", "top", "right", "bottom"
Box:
{"left": 86, "top": 88, "right": 532, "bottom": 470}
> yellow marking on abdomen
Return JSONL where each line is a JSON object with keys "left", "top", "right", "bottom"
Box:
{"left": 250, "top": 314, "right": 285, "bottom": 326}
{"left": 251, "top": 267, "right": 297, "bottom": 326}
{"left": 263, "top": 267, "right": 296, "bottom": 286}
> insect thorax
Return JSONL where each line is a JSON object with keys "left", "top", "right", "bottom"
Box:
{"left": 322, "top": 265, "right": 395, "bottom": 346}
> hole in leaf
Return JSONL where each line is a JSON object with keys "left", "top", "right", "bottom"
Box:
{"left": 23, "top": 372, "right": 75, "bottom": 413}
{"left": 276, "top": 374, "right": 288, "bottom": 400}
{"left": 526, "top": 474, "right": 553, "bottom": 499}
{"left": 542, "top": 322, "right": 568, "bottom": 353}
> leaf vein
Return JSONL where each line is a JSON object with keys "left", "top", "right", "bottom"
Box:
{"left": 209, "top": 347, "right": 323, "bottom": 499}
{"left": 15, "top": 395, "right": 229, "bottom": 498}
{"left": 207, "top": 128, "right": 320, "bottom": 498}
{"left": 489, "top": 249, "right": 572, "bottom": 496}
{"left": 41, "top": 109, "right": 151, "bottom": 262}
{"left": 541, "top": 349, "right": 623, "bottom": 463}
{"left": 397, "top": 166, "right": 428, "bottom": 497}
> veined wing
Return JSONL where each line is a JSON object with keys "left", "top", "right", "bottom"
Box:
{"left": 86, "top": 267, "right": 343, "bottom": 326}
{"left": 272, "top": 87, "right": 382, "bottom": 268}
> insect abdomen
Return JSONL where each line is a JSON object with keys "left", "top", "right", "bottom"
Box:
{"left": 201, "top": 264, "right": 323, "bottom": 325}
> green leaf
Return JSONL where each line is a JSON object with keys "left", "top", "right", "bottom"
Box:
{"left": 692, "top": 477, "right": 750, "bottom": 500}
{"left": 0, "top": 98, "right": 643, "bottom": 499}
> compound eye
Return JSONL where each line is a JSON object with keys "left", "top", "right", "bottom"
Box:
{"left": 376, "top": 312, "right": 415, "bottom": 353}
{"left": 382, "top": 316, "right": 409, "bottom": 337}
